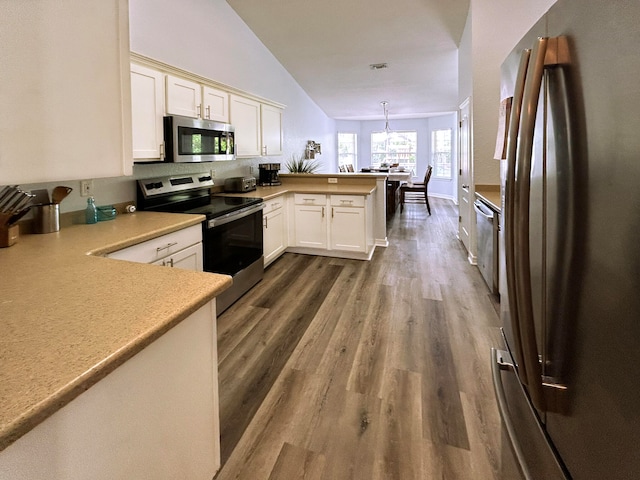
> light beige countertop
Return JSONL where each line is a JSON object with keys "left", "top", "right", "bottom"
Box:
{"left": 475, "top": 185, "right": 501, "bottom": 213}
{"left": 221, "top": 174, "right": 378, "bottom": 200}
{"left": 0, "top": 212, "right": 232, "bottom": 451}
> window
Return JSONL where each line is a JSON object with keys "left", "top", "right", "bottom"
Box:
{"left": 432, "top": 129, "right": 452, "bottom": 178}
{"left": 338, "top": 133, "right": 357, "bottom": 171}
{"left": 370, "top": 131, "right": 417, "bottom": 172}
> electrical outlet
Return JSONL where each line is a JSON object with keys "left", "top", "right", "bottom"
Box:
{"left": 328, "top": 177, "right": 338, "bottom": 184}
{"left": 80, "top": 180, "right": 94, "bottom": 197}
{"left": 210, "top": 169, "right": 216, "bottom": 179}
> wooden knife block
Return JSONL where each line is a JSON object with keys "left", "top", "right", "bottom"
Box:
{"left": 0, "top": 224, "right": 19, "bottom": 247}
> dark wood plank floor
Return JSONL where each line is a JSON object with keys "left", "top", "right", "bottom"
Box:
{"left": 215, "top": 198, "right": 513, "bottom": 479}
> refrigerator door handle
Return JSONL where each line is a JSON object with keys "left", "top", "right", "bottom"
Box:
{"left": 513, "top": 36, "right": 549, "bottom": 411}
{"left": 491, "top": 348, "right": 534, "bottom": 480}
{"left": 504, "top": 49, "right": 531, "bottom": 382}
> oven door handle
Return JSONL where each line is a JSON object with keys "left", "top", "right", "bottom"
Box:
{"left": 207, "top": 202, "right": 265, "bottom": 228}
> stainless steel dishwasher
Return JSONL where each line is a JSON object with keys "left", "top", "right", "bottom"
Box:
{"left": 474, "top": 199, "right": 499, "bottom": 294}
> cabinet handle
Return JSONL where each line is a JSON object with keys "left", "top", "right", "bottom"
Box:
{"left": 340, "top": 199, "right": 354, "bottom": 205}
{"left": 322, "top": 206, "right": 325, "bottom": 218}
{"left": 331, "top": 207, "right": 334, "bottom": 218}
{"left": 264, "top": 216, "right": 268, "bottom": 229}
{"left": 156, "top": 242, "right": 178, "bottom": 253}
{"left": 197, "top": 104, "right": 202, "bottom": 118}
{"left": 303, "top": 198, "right": 315, "bottom": 203}
{"left": 161, "top": 258, "right": 174, "bottom": 267}
{"left": 159, "top": 142, "right": 165, "bottom": 160}
{"left": 205, "top": 105, "right": 211, "bottom": 119}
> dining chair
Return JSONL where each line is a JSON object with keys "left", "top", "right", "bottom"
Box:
{"left": 400, "top": 165, "right": 432, "bottom": 214}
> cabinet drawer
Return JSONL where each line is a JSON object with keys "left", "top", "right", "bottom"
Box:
{"left": 330, "top": 195, "right": 365, "bottom": 207}
{"left": 294, "top": 193, "right": 326, "bottom": 205}
{"left": 263, "top": 195, "right": 286, "bottom": 214}
{"left": 107, "top": 224, "right": 202, "bottom": 264}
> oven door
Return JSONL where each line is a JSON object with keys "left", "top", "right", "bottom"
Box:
{"left": 203, "top": 203, "right": 264, "bottom": 275}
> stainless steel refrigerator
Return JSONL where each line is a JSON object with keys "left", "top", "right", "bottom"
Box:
{"left": 492, "top": 1, "right": 640, "bottom": 478}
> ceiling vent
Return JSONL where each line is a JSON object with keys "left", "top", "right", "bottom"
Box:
{"left": 369, "top": 63, "right": 388, "bottom": 70}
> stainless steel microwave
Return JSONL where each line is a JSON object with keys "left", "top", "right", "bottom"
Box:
{"left": 163, "top": 115, "right": 235, "bottom": 162}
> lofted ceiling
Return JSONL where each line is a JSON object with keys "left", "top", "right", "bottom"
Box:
{"left": 226, "top": 0, "right": 470, "bottom": 120}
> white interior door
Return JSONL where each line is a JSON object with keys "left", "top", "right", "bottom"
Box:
{"left": 458, "top": 98, "right": 473, "bottom": 258}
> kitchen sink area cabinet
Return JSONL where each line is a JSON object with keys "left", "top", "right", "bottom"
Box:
{"left": 263, "top": 196, "right": 287, "bottom": 267}
{"left": 130, "top": 63, "right": 165, "bottom": 161}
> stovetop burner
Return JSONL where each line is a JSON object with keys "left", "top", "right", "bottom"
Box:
{"left": 183, "top": 196, "right": 263, "bottom": 219}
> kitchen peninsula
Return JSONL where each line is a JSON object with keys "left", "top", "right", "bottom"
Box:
{"left": 0, "top": 212, "right": 230, "bottom": 479}
{"left": 224, "top": 172, "right": 388, "bottom": 263}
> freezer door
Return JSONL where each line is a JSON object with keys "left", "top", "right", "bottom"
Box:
{"left": 542, "top": 0, "right": 640, "bottom": 478}
{"left": 492, "top": 349, "right": 567, "bottom": 480}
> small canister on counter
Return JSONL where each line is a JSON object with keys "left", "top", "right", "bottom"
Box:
{"left": 33, "top": 204, "right": 60, "bottom": 234}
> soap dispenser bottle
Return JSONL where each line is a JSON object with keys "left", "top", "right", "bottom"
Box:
{"left": 85, "top": 196, "right": 98, "bottom": 224}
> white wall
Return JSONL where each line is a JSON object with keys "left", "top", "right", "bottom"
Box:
{"left": 16, "top": 0, "right": 338, "bottom": 214}
{"left": 336, "top": 113, "right": 458, "bottom": 200}
{"left": 459, "top": 0, "right": 557, "bottom": 185}
{"left": 129, "top": 0, "right": 336, "bottom": 174}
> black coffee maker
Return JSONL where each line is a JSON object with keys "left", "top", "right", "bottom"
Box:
{"left": 258, "top": 163, "right": 281, "bottom": 186}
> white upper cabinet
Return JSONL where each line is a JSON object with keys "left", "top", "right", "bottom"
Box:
{"left": 0, "top": 0, "right": 132, "bottom": 183}
{"left": 131, "top": 64, "right": 165, "bottom": 160}
{"left": 166, "top": 77, "right": 230, "bottom": 123}
{"left": 166, "top": 75, "right": 202, "bottom": 119}
{"left": 230, "top": 95, "right": 262, "bottom": 157}
{"left": 202, "top": 87, "right": 229, "bottom": 123}
{"left": 230, "top": 94, "right": 284, "bottom": 158}
{"left": 261, "top": 104, "right": 284, "bottom": 156}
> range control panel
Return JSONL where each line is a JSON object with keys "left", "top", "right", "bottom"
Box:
{"left": 138, "top": 175, "right": 215, "bottom": 198}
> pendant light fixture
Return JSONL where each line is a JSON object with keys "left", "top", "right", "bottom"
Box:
{"left": 381, "top": 100, "right": 391, "bottom": 134}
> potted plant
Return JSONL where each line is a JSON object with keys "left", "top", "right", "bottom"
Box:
{"left": 285, "top": 154, "right": 321, "bottom": 173}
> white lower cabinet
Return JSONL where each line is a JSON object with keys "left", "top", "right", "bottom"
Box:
{"left": 106, "top": 224, "right": 203, "bottom": 271}
{"left": 0, "top": 300, "right": 220, "bottom": 480}
{"left": 263, "top": 196, "right": 287, "bottom": 267}
{"left": 288, "top": 193, "right": 373, "bottom": 259}
{"left": 330, "top": 196, "right": 366, "bottom": 252}
{"left": 293, "top": 194, "right": 328, "bottom": 249}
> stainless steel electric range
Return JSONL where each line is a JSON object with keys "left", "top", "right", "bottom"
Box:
{"left": 137, "top": 174, "right": 264, "bottom": 314}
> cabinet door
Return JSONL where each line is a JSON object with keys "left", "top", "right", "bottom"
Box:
{"left": 261, "top": 104, "right": 283, "bottom": 156}
{"left": 166, "top": 75, "right": 202, "bottom": 118}
{"left": 230, "top": 94, "right": 261, "bottom": 157}
{"left": 330, "top": 207, "right": 366, "bottom": 252}
{"left": 1, "top": 0, "right": 132, "bottom": 184}
{"left": 294, "top": 205, "right": 327, "bottom": 249}
{"left": 106, "top": 224, "right": 202, "bottom": 264}
{"left": 203, "top": 86, "right": 229, "bottom": 123}
{"left": 131, "top": 64, "right": 165, "bottom": 160}
{"left": 152, "top": 243, "right": 203, "bottom": 271}
{"left": 263, "top": 208, "right": 285, "bottom": 266}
